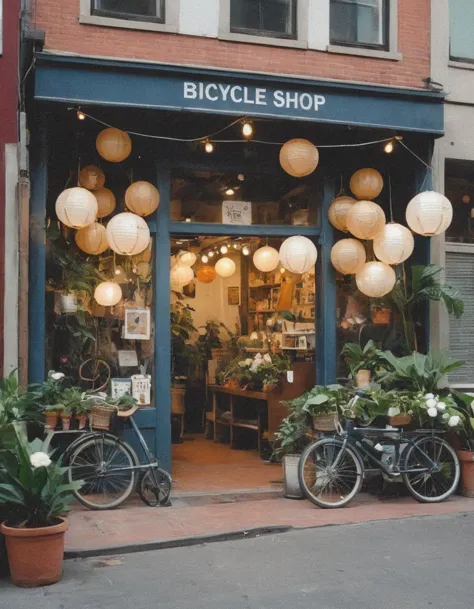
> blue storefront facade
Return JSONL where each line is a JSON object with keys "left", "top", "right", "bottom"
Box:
{"left": 29, "top": 53, "right": 444, "bottom": 470}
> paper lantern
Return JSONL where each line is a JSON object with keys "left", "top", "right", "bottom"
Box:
{"left": 96, "top": 128, "right": 132, "bottom": 163}
{"left": 125, "top": 181, "right": 160, "bottom": 217}
{"left": 349, "top": 168, "right": 384, "bottom": 200}
{"left": 197, "top": 265, "right": 217, "bottom": 283}
{"left": 75, "top": 222, "right": 108, "bottom": 255}
{"left": 331, "top": 239, "right": 366, "bottom": 275}
{"left": 405, "top": 191, "right": 453, "bottom": 236}
{"left": 170, "top": 264, "right": 194, "bottom": 287}
{"left": 356, "top": 262, "right": 396, "bottom": 298}
{"left": 373, "top": 223, "right": 414, "bottom": 265}
{"left": 253, "top": 246, "right": 280, "bottom": 273}
{"left": 94, "top": 281, "right": 122, "bottom": 307}
{"left": 95, "top": 187, "right": 116, "bottom": 218}
{"left": 328, "top": 196, "right": 357, "bottom": 232}
{"left": 279, "top": 139, "right": 319, "bottom": 177}
{"left": 177, "top": 251, "right": 197, "bottom": 267}
{"left": 279, "top": 236, "right": 317, "bottom": 274}
{"left": 55, "top": 187, "right": 98, "bottom": 229}
{"left": 215, "top": 257, "right": 236, "bottom": 278}
{"left": 106, "top": 212, "right": 150, "bottom": 256}
{"left": 346, "top": 200, "right": 386, "bottom": 240}
{"left": 78, "top": 165, "right": 105, "bottom": 191}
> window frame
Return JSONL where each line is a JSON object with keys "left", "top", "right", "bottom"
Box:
{"left": 79, "top": 0, "right": 179, "bottom": 34}
{"left": 329, "top": 0, "right": 389, "bottom": 51}
{"left": 219, "top": 0, "right": 309, "bottom": 49}
{"left": 449, "top": 0, "right": 474, "bottom": 64}
{"left": 229, "top": 0, "right": 298, "bottom": 41}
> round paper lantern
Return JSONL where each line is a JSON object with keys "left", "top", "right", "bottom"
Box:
{"left": 78, "top": 165, "right": 105, "bottom": 191}
{"left": 94, "top": 281, "right": 122, "bottom": 307}
{"left": 106, "top": 212, "right": 150, "bottom": 256}
{"left": 75, "top": 222, "right": 108, "bottom": 255}
{"left": 350, "top": 168, "right": 384, "bottom": 200}
{"left": 197, "top": 265, "right": 217, "bottom": 283}
{"left": 405, "top": 191, "right": 453, "bottom": 236}
{"left": 346, "top": 200, "right": 386, "bottom": 240}
{"left": 356, "top": 262, "right": 396, "bottom": 298}
{"left": 373, "top": 223, "right": 414, "bottom": 265}
{"left": 55, "top": 187, "right": 98, "bottom": 229}
{"left": 177, "top": 251, "right": 197, "bottom": 267}
{"left": 96, "top": 128, "right": 132, "bottom": 163}
{"left": 328, "top": 196, "right": 357, "bottom": 232}
{"left": 95, "top": 187, "right": 116, "bottom": 218}
{"left": 253, "top": 246, "right": 280, "bottom": 273}
{"left": 279, "top": 236, "right": 318, "bottom": 274}
{"left": 330, "top": 239, "right": 366, "bottom": 275}
{"left": 170, "top": 264, "right": 194, "bottom": 287}
{"left": 125, "top": 181, "right": 160, "bottom": 217}
{"left": 215, "top": 257, "right": 236, "bottom": 278}
{"left": 279, "top": 139, "right": 319, "bottom": 177}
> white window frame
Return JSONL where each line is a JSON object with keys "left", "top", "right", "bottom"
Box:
{"left": 79, "top": 0, "right": 179, "bottom": 34}
{"left": 219, "top": 0, "right": 309, "bottom": 49}
{"left": 327, "top": 0, "right": 401, "bottom": 61}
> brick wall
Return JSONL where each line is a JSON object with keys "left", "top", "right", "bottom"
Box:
{"left": 34, "top": 0, "right": 430, "bottom": 89}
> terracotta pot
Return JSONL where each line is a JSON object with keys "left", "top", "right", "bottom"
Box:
{"left": 355, "top": 369, "right": 371, "bottom": 387}
{"left": 61, "top": 414, "right": 71, "bottom": 431}
{"left": 78, "top": 414, "right": 88, "bottom": 430}
{"left": 262, "top": 383, "right": 277, "bottom": 392}
{"left": 44, "top": 412, "right": 58, "bottom": 431}
{"left": 1, "top": 518, "right": 68, "bottom": 587}
{"left": 371, "top": 307, "right": 391, "bottom": 325}
{"left": 457, "top": 451, "right": 474, "bottom": 497}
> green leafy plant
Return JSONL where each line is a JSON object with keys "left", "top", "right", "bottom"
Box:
{"left": 0, "top": 371, "right": 44, "bottom": 448}
{"left": 171, "top": 302, "right": 203, "bottom": 379}
{"left": 29, "top": 371, "right": 67, "bottom": 407}
{"left": 342, "top": 340, "right": 380, "bottom": 377}
{"left": 54, "top": 388, "right": 93, "bottom": 416}
{"left": 217, "top": 354, "right": 290, "bottom": 391}
{"left": 48, "top": 248, "right": 101, "bottom": 297}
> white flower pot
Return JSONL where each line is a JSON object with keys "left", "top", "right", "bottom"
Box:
{"left": 59, "top": 293, "right": 78, "bottom": 314}
{"left": 283, "top": 455, "right": 303, "bottom": 499}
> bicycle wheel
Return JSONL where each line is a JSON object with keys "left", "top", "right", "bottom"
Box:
{"left": 402, "top": 436, "right": 460, "bottom": 503}
{"left": 138, "top": 468, "right": 172, "bottom": 507}
{"left": 68, "top": 434, "right": 138, "bottom": 510}
{"left": 298, "top": 437, "right": 364, "bottom": 508}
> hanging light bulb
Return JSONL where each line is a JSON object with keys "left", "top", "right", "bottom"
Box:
{"left": 233, "top": 243, "right": 238, "bottom": 249}
{"left": 77, "top": 109, "right": 86, "bottom": 121}
{"left": 204, "top": 141, "right": 214, "bottom": 154}
{"left": 242, "top": 246, "right": 250, "bottom": 256}
{"left": 242, "top": 121, "right": 253, "bottom": 138}
{"left": 225, "top": 188, "right": 235, "bottom": 196}
{"left": 220, "top": 244, "right": 228, "bottom": 254}
{"left": 208, "top": 250, "right": 215, "bottom": 258}
{"left": 201, "top": 254, "right": 209, "bottom": 264}
{"left": 384, "top": 141, "right": 394, "bottom": 154}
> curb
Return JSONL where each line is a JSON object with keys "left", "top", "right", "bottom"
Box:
{"left": 65, "top": 525, "right": 293, "bottom": 559}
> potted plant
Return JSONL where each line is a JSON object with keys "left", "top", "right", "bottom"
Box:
{"left": 199, "top": 319, "right": 232, "bottom": 360}
{"left": 449, "top": 391, "right": 474, "bottom": 497}
{"left": 0, "top": 429, "right": 82, "bottom": 586}
{"left": 56, "top": 387, "right": 92, "bottom": 430}
{"left": 48, "top": 248, "right": 100, "bottom": 313}
{"left": 342, "top": 340, "right": 380, "bottom": 387}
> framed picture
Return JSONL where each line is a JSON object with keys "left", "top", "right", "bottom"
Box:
{"left": 222, "top": 200, "right": 252, "bottom": 225}
{"left": 118, "top": 350, "right": 138, "bottom": 368}
{"left": 124, "top": 308, "right": 151, "bottom": 340}
{"left": 111, "top": 378, "right": 132, "bottom": 399}
{"left": 298, "top": 336, "right": 308, "bottom": 350}
{"left": 228, "top": 286, "right": 240, "bottom": 305}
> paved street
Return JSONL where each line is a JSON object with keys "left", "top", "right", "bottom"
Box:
{"left": 1, "top": 512, "right": 473, "bottom": 609}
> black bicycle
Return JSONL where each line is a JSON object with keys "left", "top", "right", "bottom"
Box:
{"left": 298, "top": 394, "right": 460, "bottom": 508}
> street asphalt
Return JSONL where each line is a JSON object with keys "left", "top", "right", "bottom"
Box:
{"left": 1, "top": 512, "right": 473, "bottom": 609}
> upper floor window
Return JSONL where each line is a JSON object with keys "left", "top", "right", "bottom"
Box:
{"left": 330, "top": 0, "right": 388, "bottom": 50}
{"left": 450, "top": 0, "right": 474, "bottom": 63}
{"left": 230, "top": 0, "right": 297, "bottom": 40}
{"left": 91, "top": 0, "right": 165, "bottom": 23}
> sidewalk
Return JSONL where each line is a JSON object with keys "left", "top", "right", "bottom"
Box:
{"left": 65, "top": 491, "right": 474, "bottom": 557}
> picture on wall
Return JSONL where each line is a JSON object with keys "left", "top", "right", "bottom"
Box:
{"left": 228, "top": 286, "right": 240, "bottom": 305}
{"left": 124, "top": 308, "right": 151, "bottom": 340}
{"left": 222, "top": 200, "right": 252, "bottom": 225}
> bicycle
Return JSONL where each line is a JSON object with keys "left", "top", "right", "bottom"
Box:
{"left": 298, "top": 393, "right": 461, "bottom": 508}
{"left": 60, "top": 399, "right": 172, "bottom": 510}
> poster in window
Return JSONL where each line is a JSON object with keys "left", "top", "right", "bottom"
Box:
{"left": 228, "top": 286, "right": 240, "bottom": 305}
{"left": 124, "top": 308, "right": 151, "bottom": 340}
{"left": 222, "top": 200, "right": 252, "bottom": 225}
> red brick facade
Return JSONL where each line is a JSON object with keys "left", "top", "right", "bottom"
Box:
{"left": 34, "top": 0, "right": 430, "bottom": 89}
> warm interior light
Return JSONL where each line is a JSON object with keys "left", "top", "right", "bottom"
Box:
{"left": 77, "top": 109, "right": 86, "bottom": 121}
{"left": 225, "top": 188, "right": 235, "bottom": 196}
{"left": 208, "top": 250, "right": 215, "bottom": 258}
{"left": 185, "top": 217, "right": 191, "bottom": 223}
{"left": 238, "top": 174, "right": 245, "bottom": 181}
{"left": 462, "top": 195, "right": 471, "bottom": 204}
{"left": 384, "top": 141, "right": 394, "bottom": 154}
{"left": 280, "top": 267, "right": 286, "bottom": 274}
{"left": 233, "top": 243, "right": 238, "bottom": 249}
{"left": 242, "top": 246, "right": 250, "bottom": 256}
{"left": 220, "top": 244, "right": 228, "bottom": 254}
{"left": 204, "top": 141, "right": 214, "bottom": 154}
{"left": 201, "top": 254, "right": 209, "bottom": 263}
{"left": 242, "top": 122, "right": 253, "bottom": 137}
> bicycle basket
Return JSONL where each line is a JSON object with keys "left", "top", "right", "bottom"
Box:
{"left": 90, "top": 403, "right": 116, "bottom": 431}
{"left": 313, "top": 413, "right": 338, "bottom": 432}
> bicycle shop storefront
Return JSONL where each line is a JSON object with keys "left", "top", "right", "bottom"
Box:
{"left": 28, "top": 52, "right": 443, "bottom": 483}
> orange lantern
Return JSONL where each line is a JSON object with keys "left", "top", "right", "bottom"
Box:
{"left": 95, "top": 187, "right": 116, "bottom": 218}
{"left": 197, "top": 265, "right": 217, "bottom": 284}
{"left": 96, "top": 128, "right": 132, "bottom": 163}
{"left": 78, "top": 165, "right": 105, "bottom": 191}
{"left": 349, "top": 168, "right": 384, "bottom": 200}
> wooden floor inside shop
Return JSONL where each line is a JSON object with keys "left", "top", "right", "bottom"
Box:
{"left": 171, "top": 435, "right": 283, "bottom": 495}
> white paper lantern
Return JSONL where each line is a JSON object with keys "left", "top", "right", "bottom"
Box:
{"left": 330, "top": 239, "right": 366, "bottom": 275}
{"left": 125, "top": 181, "right": 160, "bottom": 217}
{"left": 55, "top": 187, "right": 98, "bottom": 229}
{"left": 279, "top": 236, "right": 318, "bottom": 274}
{"left": 253, "top": 246, "right": 280, "bottom": 272}
{"left": 373, "top": 223, "right": 414, "bottom": 265}
{"left": 106, "top": 212, "right": 150, "bottom": 256}
{"left": 405, "top": 191, "right": 453, "bottom": 236}
{"left": 94, "top": 281, "right": 122, "bottom": 307}
{"left": 95, "top": 187, "right": 116, "bottom": 218}
{"left": 75, "top": 222, "right": 108, "bottom": 255}
{"left": 356, "top": 262, "right": 396, "bottom": 298}
{"left": 215, "top": 257, "right": 236, "bottom": 278}
{"left": 328, "top": 196, "right": 356, "bottom": 232}
{"left": 177, "top": 251, "right": 197, "bottom": 267}
{"left": 170, "top": 264, "right": 194, "bottom": 287}
{"left": 346, "top": 200, "right": 386, "bottom": 240}
{"left": 279, "top": 139, "right": 319, "bottom": 177}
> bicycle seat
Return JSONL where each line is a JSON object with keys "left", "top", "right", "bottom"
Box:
{"left": 116, "top": 405, "right": 139, "bottom": 418}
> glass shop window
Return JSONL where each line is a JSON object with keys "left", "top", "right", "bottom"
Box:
{"left": 445, "top": 159, "right": 474, "bottom": 244}
{"left": 91, "top": 0, "right": 165, "bottom": 23}
{"left": 230, "top": 0, "right": 297, "bottom": 39}
{"left": 450, "top": 0, "right": 474, "bottom": 62}
{"left": 330, "top": 0, "right": 388, "bottom": 50}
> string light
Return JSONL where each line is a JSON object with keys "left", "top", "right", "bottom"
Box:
{"left": 384, "top": 141, "right": 394, "bottom": 154}
{"left": 208, "top": 250, "right": 215, "bottom": 258}
{"left": 185, "top": 217, "right": 192, "bottom": 223}
{"left": 220, "top": 244, "right": 228, "bottom": 254}
{"left": 201, "top": 254, "right": 209, "bottom": 263}
{"left": 242, "top": 246, "right": 250, "bottom": 256}
{"left": 242, "top": 121, "right": 253, "bottom": 138}
{"left": 225, "top": 188, "right": 235, "bottom": 196}
{"left": 77, "top": 109, "right": 86, "bottom": 121}
{"left": 204, "top": 140, "right": 214, "bottom": 154}
{"left": 238, "top": 174, "right": 245, "bottom": 181}
{"left": 233, "top": 243, "right": 238, "bottom": 249}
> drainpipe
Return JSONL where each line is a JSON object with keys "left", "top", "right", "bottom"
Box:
{"left": 17, "top": 111, "right": 29, "bottom": 386}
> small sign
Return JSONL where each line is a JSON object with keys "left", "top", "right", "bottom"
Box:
{"left": 111, "top": 378, "right": 132, "bottom": 399}
{"left": 124, "top": 308, "right": 151, "bottom": 340}
{"left": 228, "top": 286, "right": 240, "bottom": 305}
{"left": 222, "top": 200, "right": 252, "bottom": 225}
{"left": 118, "top": 350, "right": 139, "bottom": 368}
{"left": 132, "top": 374, "right": 151, "bottom": 406}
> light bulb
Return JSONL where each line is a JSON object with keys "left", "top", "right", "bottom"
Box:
{"left": 242, "top": 246, "right": 250, "bottom": 256}
{"left": 225, "top": 188, "right": 235, "bottom": 196}
{"left": 233, "top": 243, "right": 238, "bottom": 249}
{"left": 204, "top": 141, "right": 214, "bottom": 154}
{"left": 238, "top": 174, "right": 245, "bottom": 181}
{"left": 384, "top": 141, "right": 394, "bottom": 154}
{"left": 280, "top": 267, "right": 286, "bottom": 274}
{"left": 242, "top": 122, "right": 253, "bottom": 137}
{"left": 115, "top": 269, "right": 121, "bottom": 275}
{"left": 77, "top": 109, "right": 86, "bottom": 121}
{"left": 220, "top": 244, "right": 228, "bottom": 254}
{"left": 185, "top": 217, "right": 191, "bottom": 223}
{"left": 201, "top": 254, "right": 209, "bottom": 263}
{"left": 208, "top": 250, "right": 215, "bottom": 258}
